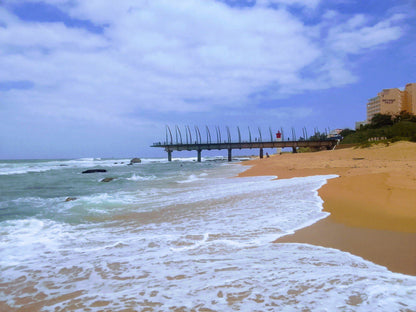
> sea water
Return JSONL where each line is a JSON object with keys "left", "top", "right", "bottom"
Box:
{"left": 0, "top": 157, "right": 415, "bottom": 311}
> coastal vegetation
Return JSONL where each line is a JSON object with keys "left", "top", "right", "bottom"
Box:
{"left": 340, "top": 111, "right": 416, "bottom": 145}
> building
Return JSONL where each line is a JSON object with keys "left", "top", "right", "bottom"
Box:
{"left": 355, "top": 121, "right": 366, "bottom": 130}
{"left": 327, "top": 129, "right": 343, "bottom": 138}
{"left": 366, "top": 83, "right": 416, "bottom": 123}
{"left": 404, "top": 82, "right": 416, "bottom": 113}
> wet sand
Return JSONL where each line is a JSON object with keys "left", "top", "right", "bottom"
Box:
{"left": 238, "top": 142, "right": 416, "bottom": 275}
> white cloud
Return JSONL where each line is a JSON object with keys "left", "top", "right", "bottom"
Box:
{"left": 0, "top": 23, "right": 107, "bottom": 51}
{"left": 256, "top": 0, "right": 321, "bottom": 9}
{"left": 0, "top": 0, "right": 408, "bottom": 126}
{"left": 327, "top": 13, "right": 404, "bottom": 54}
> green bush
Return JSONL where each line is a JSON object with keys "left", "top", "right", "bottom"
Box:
{"left": 297, "top": 147, "right": 312, "bottom": 153}
{"left": 390, "top": 121, "right": 416, "bottom": 138}
{"left": 342, "top": 117, "right": 416, "bottom": 144}
{"left": 390, "top": 136, "right": 406, "bottom": 143}
{"left": 356, "top": 142, "right": 372, "bottom": 148}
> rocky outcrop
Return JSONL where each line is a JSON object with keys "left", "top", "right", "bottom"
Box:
{"left": 101, "top": 177, "right": 115, "bottom": 182}
{"left": 82, "top": 169, "right": 107, "bottom": 174}
{"left": 129, "top": 158, "right": 141, "bottom": 164}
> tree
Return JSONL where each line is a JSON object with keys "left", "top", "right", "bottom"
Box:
{"left": 394, "top": 111, "right": 416, "bottom": 123}
{"left": 309, "top": 132, "right": 327, "bottom": 141}
{"left": 340, "top": 128, "right": 355, "bottom": 137}
{"left": 370, "top": 113, "right": 393, "bottom": 128}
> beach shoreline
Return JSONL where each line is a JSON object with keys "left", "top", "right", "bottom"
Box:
{"left": 238, "top": 141, "right": 416, "bottom": 275}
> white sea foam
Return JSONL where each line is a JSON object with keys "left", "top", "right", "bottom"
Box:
{"left": 1, "top": 165, "right": 416, "bottom": 311}
{"left": 126, "top": 173, "right": 157, "bottom": 181}
{"left": 176, "top": 174, "right": 205, "bottom": 184}
{"left": 0, "top": 157, "right": 246, "bottom": 176}
{"left": 139, "top": 157, "right": 170, "bottom": 164}
{"left": 0, "top": 158, "right": 132, "bottom": 175}
{"left": 1, "top": 215, "right": 416, "bottom": 311}
{"left": 60, "top": 191, "right": 157, "bottom": 216}
{"left": 77, "top": 157, "right": 96, "bottom": 161}
{"left": 0, "top": 164, "right": 60, "bottom": 175}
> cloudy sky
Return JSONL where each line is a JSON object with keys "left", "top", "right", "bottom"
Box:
{"left": 1, "top": 0, "right": 415, "bottom": 159}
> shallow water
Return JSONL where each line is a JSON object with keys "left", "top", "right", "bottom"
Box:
{"left": 1, "top": 158, "right": 415, "bottom": 311}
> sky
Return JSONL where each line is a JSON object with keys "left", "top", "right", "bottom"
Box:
{"left": 0, "top": 0, "right": 415, "bottom": 159}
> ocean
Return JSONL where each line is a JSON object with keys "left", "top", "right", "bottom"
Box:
{"left": 0, "top": 157, "right": 415, "bottom": 311}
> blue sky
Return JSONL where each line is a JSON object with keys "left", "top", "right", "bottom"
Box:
{"left": 0, "top": 0, "right": 415, "bottom": 159}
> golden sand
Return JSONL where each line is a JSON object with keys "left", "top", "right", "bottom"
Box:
{"left": 238, "top": 141, "right": 416, "bottom": 275}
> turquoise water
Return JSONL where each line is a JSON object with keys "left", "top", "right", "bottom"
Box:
{"left": 1, "top": 157, "right": 416, "bottom": 311}
{"left": 0, "top": 157, "right": 229, "bottom": 223}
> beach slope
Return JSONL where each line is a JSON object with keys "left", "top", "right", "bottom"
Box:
{"left": 238, "top": 142, "right": 416, "bottom": 275}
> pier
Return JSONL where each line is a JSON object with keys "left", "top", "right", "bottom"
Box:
{"left": 151, "top": 126, "right": 339, "bottom": 162}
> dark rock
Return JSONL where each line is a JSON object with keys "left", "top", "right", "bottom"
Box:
{"left": 82, "top": 169, "right": 107, "bottom": 174}
{"left": 101, "top": 177, "right": 115, "bottom": 182}
{"left": 130, "top": 158, "right": 141, "bottom": 164}
{"left": 65, "top": 197, "right": 77, "bottom": 202}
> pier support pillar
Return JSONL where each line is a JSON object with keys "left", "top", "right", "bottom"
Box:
{"left": 197, "top": 149, "right": 202, "bottom": 162}
{"left": 168, "top": 150, "right": 172, "bottom": 161}
{"left": 292, "top": 147, "right": 297, "bottom": 153}
{"left": 228, "top": 148, "right": 232, "bottom": 162}
{"left": 260, "top": 148, "right": 263, "bottom": 159}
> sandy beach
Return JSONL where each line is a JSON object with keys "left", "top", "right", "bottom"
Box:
{"left": 238, "top": 141, "right": 416, "bottom": 275}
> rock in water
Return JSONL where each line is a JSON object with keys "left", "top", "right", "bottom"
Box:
{"left": 82, "top": 169, "right": 107, "bottom": 174}
{"left": 101, "top": 177, "right": 115, "bottom": 182}
{"left": 65, "top": 197, "right": 77, "bottom": 202}
{"left": 130, "top": 158, "right": 141, "bottom": 164}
